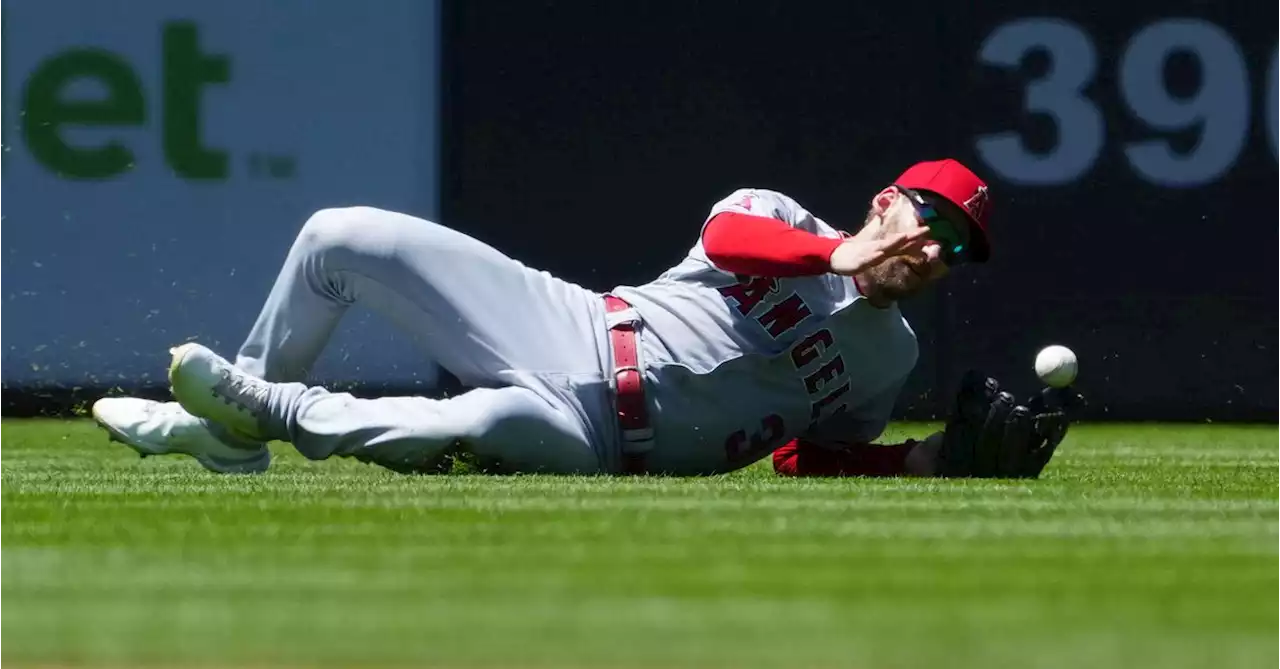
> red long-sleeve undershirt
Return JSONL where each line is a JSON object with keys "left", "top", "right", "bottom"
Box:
{"left": 702, "top": 212, "right": 842, "bottom": 277}
{"left": 772, "top": 439, "right": 918, "bottom": 477}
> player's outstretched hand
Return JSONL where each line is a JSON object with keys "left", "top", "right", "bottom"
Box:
{"left": 828, "top": 225, "right": 931, "bottom": 276}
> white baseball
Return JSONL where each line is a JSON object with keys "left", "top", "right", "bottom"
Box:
{"left": 1034, "top": 345, "right": 1078, "bottom": 388}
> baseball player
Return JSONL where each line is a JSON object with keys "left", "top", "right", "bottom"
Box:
{"left": 92, "top": 158, "right": 1079, "bottom": 477}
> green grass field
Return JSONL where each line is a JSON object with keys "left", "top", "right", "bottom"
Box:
{"left": 3, "top": 419, "right": 1276, "bottom": 669}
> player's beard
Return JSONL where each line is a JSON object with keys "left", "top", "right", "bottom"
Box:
{"left": 861, "top": 256, "right": 927, "bottom": 302}
{"left": 855, "top": 208, "right": 930, "bottom": 304}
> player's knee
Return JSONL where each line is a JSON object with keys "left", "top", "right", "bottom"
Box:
{"left": 297, "top": 207, "right": 370, "bottom": 256}
{"left": 297, "top": 206, "right": 453, "bottom": 260}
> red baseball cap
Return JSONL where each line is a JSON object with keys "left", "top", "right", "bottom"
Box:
{"left": 894, "top": 159, "right": 991, "bottom": 263}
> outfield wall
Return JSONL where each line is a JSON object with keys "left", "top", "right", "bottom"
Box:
{"left": 4, "top": 1, "right": 1276, "bottom": 420}
{"left": 2, "top": 0, "right": 445, "bottom": 393}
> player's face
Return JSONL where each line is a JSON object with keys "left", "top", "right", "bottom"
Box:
{"left": 858, "top": 188, "right": 951, "bottom": 302}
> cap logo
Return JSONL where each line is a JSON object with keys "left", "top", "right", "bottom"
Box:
{"left": 963, "top": 185, "right": 989, "bottom": 220}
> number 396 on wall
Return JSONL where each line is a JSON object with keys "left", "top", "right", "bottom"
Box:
{"left": 976, "top": 18, "right": 1278, "bottom": 187}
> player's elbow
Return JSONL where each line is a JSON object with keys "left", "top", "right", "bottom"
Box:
{"left": 701, "top": 214, "right": 735, "bottom": 260}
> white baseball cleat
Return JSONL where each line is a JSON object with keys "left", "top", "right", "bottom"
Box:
{"left": 168, "top": 342, "right": 275, "bottom": 443}
{"left": 92, "top": 397, "right": 271, "bottom": 474}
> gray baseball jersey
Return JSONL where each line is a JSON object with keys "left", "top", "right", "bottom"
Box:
{"left": 612, "top": 188, "right": 919, "bottom": 474}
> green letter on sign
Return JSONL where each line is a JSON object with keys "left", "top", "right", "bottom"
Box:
{"left": 163, "top": 21, "right": 231, "bottom": 179}
{"left": 22, "top": 49, "right": 146, "bottom": 179}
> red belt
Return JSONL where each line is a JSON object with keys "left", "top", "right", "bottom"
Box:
{"left": 604, "top": 295, "right": 652, "bottom": 475}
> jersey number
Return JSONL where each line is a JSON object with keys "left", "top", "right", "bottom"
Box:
{"left": 724, "top": 414, "right": 786, "bottom": 464}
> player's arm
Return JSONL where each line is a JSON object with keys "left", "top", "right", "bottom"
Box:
{"left": 772, "top": 381, "right": 933, "bottom": 477}
{"left": 703, "top": 211, "right": 841, "bottom": 277}
{"left": 772, "top": 436, "right": 936, "bottom": 477}
{"left": 775, "top": 371, "right": 1085, "bottom": 479}
{"left": 700, "top": 190, "right": 926, "bottom": 278}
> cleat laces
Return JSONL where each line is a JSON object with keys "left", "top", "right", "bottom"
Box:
{"left": 212, "top": 368, "right": 271, "bottom": 418}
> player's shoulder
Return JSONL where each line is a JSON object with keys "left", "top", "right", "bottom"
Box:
{"left": 714, "top": 187, "right": 804, "bottom": 206}
{"left": 707, "top": 187, "right": 809, "bottom": 219}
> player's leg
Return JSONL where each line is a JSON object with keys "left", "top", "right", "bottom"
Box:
{"left": 96, "top": 206, "right": 611, "bottom": 474}
{"left": 170, "top": 343, "right": 602, "bottom": 474}
{"left": 233, "top": 206, "right": 607, "bottom": 387}
{"left": 286, "top": 386, "right": 601, "bottom": 474}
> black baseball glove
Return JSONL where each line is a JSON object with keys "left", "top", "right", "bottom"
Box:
{"left": 935, "top": 370, "right": 1084, "bottom": 479}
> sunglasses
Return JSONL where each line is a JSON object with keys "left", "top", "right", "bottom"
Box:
{"left": 895, "top": 186, "right": 970, "bottom": 266}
